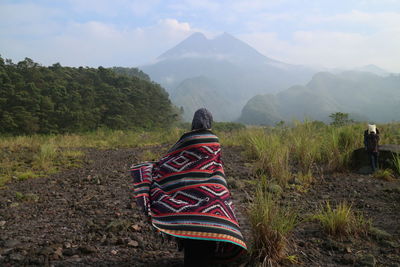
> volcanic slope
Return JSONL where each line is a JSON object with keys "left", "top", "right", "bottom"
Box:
{"left": 0, "top": 146, "right": 399, "bottom": 266}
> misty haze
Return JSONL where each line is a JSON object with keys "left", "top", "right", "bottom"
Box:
{"left": 1, "top": 1, "right": 400, "bottom": 267}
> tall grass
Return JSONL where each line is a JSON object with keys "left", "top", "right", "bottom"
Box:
{"left": 242, "top": 122, "right": 369, "bottom": 186}
{"left": 379, "top": 122, "right": 400, "bottom": 144}
{"left": 33, "top": 141, "right": 58, "bottom": 170}
{"left": 1, "top": 122, "right": 399, "bottom": 187}
{"left": 287, "top": 121, "right": 322, "bottom": 173}
{"left": 392, "top": 153, "right": 400, "bottom": 175}
{"left": 245, "top": 129, "right": 291, "bottom": 186}
{"left": 248, "top": 184, "right": 297, "bottom": 266}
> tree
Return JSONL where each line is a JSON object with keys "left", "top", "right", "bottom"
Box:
{"left": 0, "top": 55, "right": 178, "bottom": 134}
{"left": 329, "top": 112, "right": 353, "bottom": 127}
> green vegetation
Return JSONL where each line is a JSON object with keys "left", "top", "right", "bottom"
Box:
{"left": 0, "top": 128, "right": 184, "bottom": 186}
{"left": 373, "top": 169, "right": 395, "bottom": 181}
{"left": 15, "top": 191, "right": 40, "bottom": 202}
{"left": 0, "top": 56, "right": 179, "bottom": 135}
{"left": 110, "top": 67, "right": 151, "bottom": 81}
{"left": 248, "top": 183, "right": 297, "bottom": 266}
{"left": 236, "top": 122, "right": 366, "bottom": 188}
{"left": 2, "top": 121, "right": 399, "bottom": 188}
{"left": 239, "top": 71, "right": 400, "bottom": 125}
{"left": 392, "top": 153, "right": 400, "bottom": 175}
{"left": 313, "top": 201, "right": 370, "bottom": 238}
{"left": 329, "top": 112, "right": 353, "bottom": 126}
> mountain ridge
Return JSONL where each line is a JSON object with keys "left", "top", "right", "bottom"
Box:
{"left": 141, "top": 32, "right": 317, "bottom": 121}
{"left": 238, "top": 71, "right": 400, "bottom": 124}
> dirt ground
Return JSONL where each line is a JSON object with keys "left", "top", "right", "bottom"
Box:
{"left": 1, "top": 145, "right": 399, "bottom": 266}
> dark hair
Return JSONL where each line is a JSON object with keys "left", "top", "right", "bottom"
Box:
{"left": 191, "top": 108, "right": 213, "bottom": 130}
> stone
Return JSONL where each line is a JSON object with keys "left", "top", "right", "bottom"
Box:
{"left": 352, "top": 144, "right": 400, "bottom": 172}
{"left": 53, "top": 247, "right": 63, "bottom": 260}
{"left": 63, "top": 248, "right": 78, "bottom": 256}
{"left": 79, "top": 245, "right": 97, "bottom": 254}
{"left": 127, "top": 240, "right": 139, "bottom": 247}
{"left": 358, "top": 166, "right": 373, "bottom": 175}
{"left": 130, "top": 224, "right": 141, "bottom": 231}
{"left": 39, "top": 247, "right": 54, "bottom": 256}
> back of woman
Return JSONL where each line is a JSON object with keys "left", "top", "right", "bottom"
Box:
{"left": 130, "top": 108, "right": 247, "bottom": 266}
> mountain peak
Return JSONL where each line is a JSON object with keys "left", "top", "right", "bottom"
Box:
{"left": 157, "top": 32, "right": 279, "bottom": 65}
{"left": 215, "top": 32, "right": 236, "bottom": 40}
{"left": 186, "top": 32, "right": 208, "bottom": 41}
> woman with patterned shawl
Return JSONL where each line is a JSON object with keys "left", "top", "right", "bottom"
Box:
{"left": 130, "top": 108, "right": 247, "bottom": 266}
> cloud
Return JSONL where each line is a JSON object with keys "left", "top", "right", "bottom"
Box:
{"left": 308, "top": 10, "right": 400, "bottom": 30}
{"left": 240, "top": 28, "right": 400, "bottom": 72}
{"left": 65, "top": 0, "right": 161, "bottom": 17}
{"left": 2, "top": 1, "right": 400, "bottom": 72}
{"left": 1, "top": 18, "right": 195, "bottom": 67}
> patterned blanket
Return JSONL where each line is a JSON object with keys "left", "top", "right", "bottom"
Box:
{"left": 130, "top": 129, "right": 247, "bottom": 259}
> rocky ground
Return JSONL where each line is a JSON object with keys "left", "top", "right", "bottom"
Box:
{"left": 0, "top": 145, "right": 399, "bottom": 266}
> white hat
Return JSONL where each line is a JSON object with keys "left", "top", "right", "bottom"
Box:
{"left": 368, "top": 124, "right": 376, "bottom": 134}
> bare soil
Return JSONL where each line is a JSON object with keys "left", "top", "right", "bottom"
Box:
{"left": 1, "top": 146, "right": 399, "bottom": 266}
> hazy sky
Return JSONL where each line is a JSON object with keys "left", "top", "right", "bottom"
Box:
{"left": 1, "top": 0, "right": 400, "bottom": 72}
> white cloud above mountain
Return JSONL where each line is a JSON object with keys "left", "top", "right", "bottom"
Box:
{"left": 1, "top": 0, "right": 400, "bottom": 71}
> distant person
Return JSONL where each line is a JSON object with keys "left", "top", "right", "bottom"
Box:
{"left": 364, "top": 124, "right": 380, "bottom": 172}
{"left": 130, "top": 108, "right": 246, "bottom": 266}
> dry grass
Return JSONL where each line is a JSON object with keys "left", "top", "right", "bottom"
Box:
{"left": 0, "top": 128, "right": 184, "bottom": 186}
{"left": 313, "top": 201, "right": 370, "bottom": 238}
{"left": 248, "top": 184, "right": 297, "bottom": 266}
{"left": 373, "top": 169, "right": 395, "bottom": 181}
{"left": 246, "top": 130, "right": 291, "bottom": 187}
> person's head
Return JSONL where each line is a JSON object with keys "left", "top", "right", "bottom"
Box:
{"left": 191, "top": 108, "right": 213, "bottom": 131}
{"left": 368, "top": 124, "right": 376, "bottom": 134}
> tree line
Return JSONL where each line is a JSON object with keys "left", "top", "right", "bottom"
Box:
{"left": 0, "top": 56, "right": 179, "bottom": 135}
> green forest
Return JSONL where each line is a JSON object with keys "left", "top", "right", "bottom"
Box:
{"left": 0, "top": 56, "right": 179, "bottom": 135}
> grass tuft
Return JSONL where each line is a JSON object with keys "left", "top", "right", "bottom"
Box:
{"left": 248, "top": 184, "right": 297, "bottom": 266}
{"left": 313, "top": 201, "right": 370, "bottom": 238}
{"left": 33, "top": 141, "right": 58, "bottom": 170}
{"left": 373, "top": 169, "right": 395, "bottom": 181}
{"left": 15, "top": 191, "right": 39, "bottom": 202}
{"left": 16, "top": 171, "right": 40, "bottom": 181}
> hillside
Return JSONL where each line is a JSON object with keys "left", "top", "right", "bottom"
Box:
{"left": 141, "top": 32, "right": 316, "bottom": 121}
{"left": 239, "top": 71, "right": 400, "bottom": 125}
{"left": 0, "top": 57, "right": 178, "bottom": 134}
